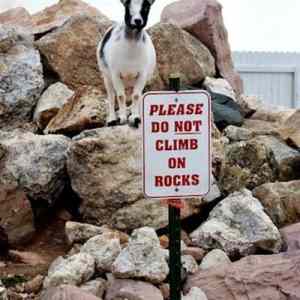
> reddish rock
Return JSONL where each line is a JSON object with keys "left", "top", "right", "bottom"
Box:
{"left": 41, "top": 285, "right": 101, "bottom": 300}
{"left": 0, "top": 184, "right": 35, "bottom": 246}
{"left": 36, "top": 14, "right": 112, "bottom": 90}
{"left": 161, "top": 0, "right": 243, "bottom": 95}
{"left": 185, "top": 251, "right": 300, "bottom": 300}
{"left": 182, "top": 247, "right": 206, "bottom": 262}
{"left": 31, "top": 0, "right": 103, "bottom": 36}
{"left": 159, "top": 235, "right": 169, "bottom": 249}
{"left": 105, "top": 277, "right": 163, "bottom": 300}
{"left": 44, "top": 86, "right": 107, "bottom": 135}
{"left": 8, "top": 250, "right": 47, "bottom": 266}
{"left": 280, "top": 223, "right": 300, "bottom": 252}
{"left": 279, "top": 109, "right": 300, "bottom": 148}
{"left": 0, "top": 7, "right": 33, "bottom": 32}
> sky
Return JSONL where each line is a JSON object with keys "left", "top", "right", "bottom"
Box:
{"left": 0, "top": 0, "right": 300, "bottom": 52}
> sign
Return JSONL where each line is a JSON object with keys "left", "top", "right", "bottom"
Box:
{"left": 142, "top": 90, "right": 211, "bottom": 199}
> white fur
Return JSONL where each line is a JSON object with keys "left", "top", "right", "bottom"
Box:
{"left": 97, "top": 6, "right": 156, "bottom": 126}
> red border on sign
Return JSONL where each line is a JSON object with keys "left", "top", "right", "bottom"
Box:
{"left": 142, "top": 90, "right": 212, "bottom": 199}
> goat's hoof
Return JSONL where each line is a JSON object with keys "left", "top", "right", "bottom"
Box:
{"left": 129, "top": 116, "right": 141, "bottom": 128}
{"left": 107, "top": 119, "right": 119, "bottom": 127}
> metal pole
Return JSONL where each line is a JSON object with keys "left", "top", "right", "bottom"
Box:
{"left": 168, "top": 74, "right": 181, "bottom": 300}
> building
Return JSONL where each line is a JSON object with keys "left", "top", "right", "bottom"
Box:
{"left": 233, "top": 51, "right": 300, "bottom": 108}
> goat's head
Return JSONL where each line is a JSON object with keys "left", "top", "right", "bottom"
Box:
{"left": 121, "top": 0, "right": 155, "bottom": 30}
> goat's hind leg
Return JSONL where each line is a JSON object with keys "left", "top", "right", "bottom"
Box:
{"left": 103, "top": 75, "right": 118, "bottom": 126}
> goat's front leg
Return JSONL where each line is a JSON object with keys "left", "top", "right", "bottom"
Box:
{"left": 129, "top": 72, "right": 147, "bottom": 128}
{"left": 103, "top": 75, "right": 118, "bottom": 126}
{"left": 111, "top": 73, "right": 127, "bottom": 125}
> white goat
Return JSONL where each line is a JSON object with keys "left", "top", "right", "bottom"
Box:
{"left": 97, "top": 0, "right": 156, "bottom": 127}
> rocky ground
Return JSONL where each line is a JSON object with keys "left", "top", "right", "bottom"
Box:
{"left": 0, "top": 0, "right": 300, "bottom": 299}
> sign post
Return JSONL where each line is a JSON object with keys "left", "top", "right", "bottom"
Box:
{"left": 142, "top": 75, "right": 211, "bottom": 300}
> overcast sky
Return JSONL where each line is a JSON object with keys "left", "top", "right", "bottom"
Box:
{"left": 1, "top": 0, "right": 300, "bottom": 52}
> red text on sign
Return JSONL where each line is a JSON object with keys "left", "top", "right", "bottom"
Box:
{"left": 168, "top": 157, "right": 186, "bottom": 169}
{"left": 155, "top": 174, "right": 200, "bottom": 187}
{"left": 149, "top": 103, "right": 203, "bottom": 116}
{"left": 156, "top": 139, "right": 198, "bottom": 151}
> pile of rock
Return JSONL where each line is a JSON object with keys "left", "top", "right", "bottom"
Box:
{"left": 0, "top": 0, "right": 300, "bottom": 299}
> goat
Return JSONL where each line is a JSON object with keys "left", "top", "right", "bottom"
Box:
{"left": 97, "top": 0, "right": 156, "bottom": 127}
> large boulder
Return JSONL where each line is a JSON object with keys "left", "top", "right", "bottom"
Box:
{"left": 31, "top": 0, "right": 104, "bottom": 36}
{"left": 161, "top": 0, "right": 243, "bottom": 95}
{"left": 190, "top": 189, "right": 282, "bottom": 257}
{"left": 67, "top": 126, "right": 204, "bottom": 230}
{"left": 279, "top": 109, "right": 300, "bottom": 148}
{"left": 105, "top": 276, "right": 163, "bottom": 300}
{"left": 0, "top": 184, "right": 34, "bottom": 246}
{"left": 219, "top": 138, "right": 276, "bottom": 193}
{"left": 253, "top": 180, "right": 300, "bottom": 227}
{"left": 148, "top": 23, "right": 215, "bottom": 87}
{"left": 43, "top": 253, "right": 95, "bottom": 288}
{"left": 0, "top": 26, "right": 44, "bottom": 129}
{"left": 44, "top": 86, "right": 107, "bottom": 136}
{"left": 36, "top": 14, "right": 112, "bottom": 90}
{"left": 34, "top": 82, "right": 74, "bottom": 129}
{"left": 185, "top": 251, "right": 300, "bottom": 300}
{"left": 0, "top": 7, "right": 32, "bottom": 32}
{"left": 112, "top": 227, "right": 169, "bottom": 284}
{"left": 0, "top": 130, "right": 70, "bottom": 205}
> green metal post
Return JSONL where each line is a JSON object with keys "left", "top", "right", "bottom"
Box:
{"left": 169, "top": 74, "right": 181, "bottom": 300}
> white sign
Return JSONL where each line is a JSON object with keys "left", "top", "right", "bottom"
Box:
{"left": 142, "top": 90, "right": 211, "bottom": 199}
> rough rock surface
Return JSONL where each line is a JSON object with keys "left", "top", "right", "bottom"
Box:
{"left": 31, "top": 0, "right": 104, "bottom": 36}
{"left": 182, "top": 255, "right": 199, "bottom": 275}
{"left": 45, "top": 86, "right": 107, "bottom": 135}
{"left": 43, "top": 253, "right": 95, "bottom": 288}
{"left": 0, "top": 7, "right": 33, "bottom": 32}
{"left": 0, "top": 130, "right": 70, "bottom": 205}
{"left": 185, "top": 251, "right": 300, "bottom": 300}
{"left": 183, "top": 287, "right": 208, "bottom": 300}
{"left": 253, "top": 180, "right": 300, "bottom": 227}
{"left": 224, "top": 125, "right": 254, "bottom": 142}
{"left": 149, "top": 23, "right": 215, "bottom": 87}
{"left": 279, "top": 109, "right": 300, "bottom": 148}
{"left": 67, "top": 127, "right": 203, "bottom": 229}
{"left": 112, "top": 227, "right": 169, "bottom": 283}
{"left": 36, "top": 14, "right": 112, "bottom": 90}
{"left": 41, "top": 285, "right": 101, "bottom": 300}
{"left": 255, "top": 135, "right": 300, "bottom": 181}
{"left": 81, "top": 234, "right": 121, "bottom": 273}
{"left": 280, "top": 223, "right": 300, "bottom": 252}
{"left": 80, "top": 278, "right": 106, "bottom": 298}
{"left": 203, "top": 77, "right": 236, "bottom": 100}
{"left": 219, "top": 138, "right": 276, "bottom": 193}
{"left": 0, "top": 184, "right": 34, "bottom": 246}
{"left": 161, "top": 0, "right": 243, "bottom": 95}
{"left": 34, "top": 82, "right": 74, "bottom": 129}
{"left": 105, "top": 276, "right": 163, "bottom": 300}
{"left": 0, "top": 26, "right": 44, "bottom": 129}
{"left": 199, "top": 249, "right": 230, "bottom": 270}
{"left": 65, "top": 221, "right": 128, "bottom": 245}
{"left": 190, "top": 189, "right": 282, "bottom": 257}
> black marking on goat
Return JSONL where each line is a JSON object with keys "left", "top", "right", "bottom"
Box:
{"left": 100, "top": 27, "right": 114, "bottom": 66}
{"left": 140, "top": 0, "right": 151, "bottom": 27}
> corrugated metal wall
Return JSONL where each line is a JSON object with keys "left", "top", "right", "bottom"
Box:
{"left": 233, "top": 52, "right": 300, "bottom": 108}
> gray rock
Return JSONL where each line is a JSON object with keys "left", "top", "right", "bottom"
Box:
{"left": 224, "top": 125, "right": 254, "bottom": 142}
{"left": 43, "top": 253, "right": 95, "bottom": 288}
{"left": 67, "top": 127, "right": 203, "bottom": 230}
{"left": 255, "top": 135, "right": 300, "bottom": 181}
{"left": 183, "top": 287, "right": 208, "bottom": 300}
{"left": 182, "top": 255, "right": 199, "bottom": 275}
{"left": 34, "top": 82, "right": 74, "bottom": 129}
{"left": 203, "top": 77, "right": 236, "bottom": 100}
{"left": 80, "top": 278, "right": 106, "bottom": 298}
{"left": 190, "top": 189, "right": 282, "bottom": 257}
{"left": 105, "top": 276, "right": 163, "bottom": 300}
{"left": 0, "top": 26, "right": 44, "bottom": 130}
{"left": 81, "top": 235, "right": 121, "bottom": 273}
{"left": 203, "top": 176, "right": 221, "bottom": 203}
{"left": 0, "top": 130, "right": 70, "bottom": 205}
{"left": 112, "top": 227, "right": 169, "bottom": 284}
{"left": 0, "top": 280, "right": 8, "bottom": 300}
{"left": 199, "top": 249, "right": 231, "bottom": 270}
